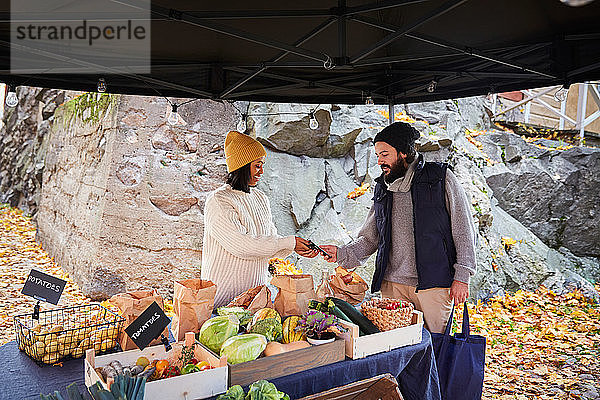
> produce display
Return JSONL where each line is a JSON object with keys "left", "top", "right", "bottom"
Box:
{"left": 217, "top": 380, "right": 290, "bottom": 400}
{"left": 96, "top": 347, "right": 216, "bottom": 385}
{"left": 14, "top": 303, "right": 124, "bottom": 365}
{"left": 268, "top": 258, "right": 303, "bottom": 275}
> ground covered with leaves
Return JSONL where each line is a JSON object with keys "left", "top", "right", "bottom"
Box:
{"left": 1, "top": 204, "right": 599, "bottom": 398}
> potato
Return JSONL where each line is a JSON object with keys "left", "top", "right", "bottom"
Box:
{"left": 73, "top": 329, "right": 88, "bottom": 342}
{"left": 99, "top": 339, "right": 114, "bottom": 352}
{"left": 49, "top": 324, "right": 64, "bottom": 334}
{"left": 93, "top": 340, "right": 102, "bottom": 352}
{"left": 59, "top": 342, "right": 75, "bottom": 357}
{"left": 71, "top": 346, "right": 85, "bottom": 359}
{"left": 33, "top": 341, "right": 46, "bottom": 356}
{"left": 78, "top": 338, "right": 93, "bottom": 351}
{"left": 42, "top": 352, "right": 61, "bottom": 364}
{"left": 45, "top": 340, "right": 60, "bottom": 354}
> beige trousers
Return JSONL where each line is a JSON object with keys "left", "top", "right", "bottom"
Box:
{"left": 380, "top": 280, "right": 453, "bottom": 334}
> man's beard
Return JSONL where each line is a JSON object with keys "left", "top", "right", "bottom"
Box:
{"left": 382, "top": 158, "right": 409, "bottom": 184}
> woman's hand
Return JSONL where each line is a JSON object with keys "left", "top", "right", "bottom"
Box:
{"left": 294, "top": 237, "right": 319, "bottom": 258}
{"left": 319, "top": 245, "right": 338, "bottom": 263}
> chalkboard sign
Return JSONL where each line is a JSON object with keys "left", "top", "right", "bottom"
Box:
{"left": 124, "top": 301, "right": 170, "bottom": 351}
{"left": 21, "top": 269, "right": 67, "bottom": 305}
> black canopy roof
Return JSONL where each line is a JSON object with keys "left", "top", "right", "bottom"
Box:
{"left": 1, "top": 0, "right": 600, "bottom": 104}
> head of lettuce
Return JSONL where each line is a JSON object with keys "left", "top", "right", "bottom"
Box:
{"left": 197, "top": 314, "right": 239, "bottom": 353}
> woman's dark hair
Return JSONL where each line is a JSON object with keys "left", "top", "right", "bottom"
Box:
{"left": 226, "top": 163, "right": 251, "bottom": 193}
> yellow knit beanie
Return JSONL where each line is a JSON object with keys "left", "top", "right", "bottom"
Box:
{"left": 224, "top": 131, "right": 267, "bottom": 173}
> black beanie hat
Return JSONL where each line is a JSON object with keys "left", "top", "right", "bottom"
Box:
{"left": 373, "top": 122, "right": 420, "bottom": 155}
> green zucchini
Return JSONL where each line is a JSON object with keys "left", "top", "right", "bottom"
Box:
{"left": 327, "top": 297, "right": 380, "bottom": 335}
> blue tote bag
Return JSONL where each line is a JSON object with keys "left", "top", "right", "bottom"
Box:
{"left": 431, "top": 303, "right": 486, "bottom": 400}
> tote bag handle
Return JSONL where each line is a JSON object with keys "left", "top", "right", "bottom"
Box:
{"left": 442, "top": 302, "right": 470, "bottom": 337}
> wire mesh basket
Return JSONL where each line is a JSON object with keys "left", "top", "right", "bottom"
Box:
{"left": 14, "top": 303, "right": 125, "bottom": 366}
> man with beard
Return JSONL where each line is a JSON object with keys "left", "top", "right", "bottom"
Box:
{"left": 320, "top": 122, "right": 476, "bottom": 333}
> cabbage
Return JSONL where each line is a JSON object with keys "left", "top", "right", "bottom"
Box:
{"left": 217, "top": 306, "right": 253, "bottom": 326}
{"left": 220, "top": 334, "right": 267, "bottom": 365}
{"left": 246, "top": 380, "right": 289, "bottom": 400}
{"left": 198, "top": 315, "right": 239, "bottom": 353}
{"left": 248, "top": 318, "right": 282, "bottom": 342}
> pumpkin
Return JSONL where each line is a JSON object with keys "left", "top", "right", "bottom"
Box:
{"left": 282, "top": 316, "right": 305, "bottom": 344}
{"left": 263, "top": 340, "right": 311, "bottom": 356}
{"left": 248, "top": 308, "right": 281, "bottom": 331}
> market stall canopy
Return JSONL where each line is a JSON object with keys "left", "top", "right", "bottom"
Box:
{"left": 1, "top": 0, "right": 600, "bottom": 104}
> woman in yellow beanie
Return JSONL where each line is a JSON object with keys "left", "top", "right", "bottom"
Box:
{"left": 201, "top": 131, "right": 317, "bottom": 307}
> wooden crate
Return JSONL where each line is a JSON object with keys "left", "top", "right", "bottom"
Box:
{"left": 85, "top": 332, "right": 228, "bottom": 400}
{"left": 211, "top": 338, "right": 345, "bottom": 387}
{"left": 338, "top": 310, "right": 423, "bottom": 359}
{"left": 297, "top": 373, "right": 403, "bottom": 400}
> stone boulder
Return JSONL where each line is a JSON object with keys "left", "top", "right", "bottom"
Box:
{"left": 483, "top": 131, "right": 600, "bottom": 258}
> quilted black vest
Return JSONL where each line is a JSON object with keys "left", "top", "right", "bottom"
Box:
{"left": 371, "top": 155, "right": 456, "bottom": 292}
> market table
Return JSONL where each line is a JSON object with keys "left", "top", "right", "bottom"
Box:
{"left": 0, "top": 327, "right": 440, "bottom": 400}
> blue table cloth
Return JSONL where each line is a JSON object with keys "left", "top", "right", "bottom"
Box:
{"left": 0, "top": 327, "right": 440, "bottom": 400}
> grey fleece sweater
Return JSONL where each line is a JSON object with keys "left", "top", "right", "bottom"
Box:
{"left": 337, "top": 155, "right": 477, "bottom": 287}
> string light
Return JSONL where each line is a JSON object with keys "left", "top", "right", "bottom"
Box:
{"left": 5, "top": 85, "right": 18, "bottom": 107}
{"left": 427, "top": 79, "right": 437, "bottom": 93}
{"left": 97, "top": 78, "right": 107, "bottom": 93}
{"left": 309, "top": 112, "right": 319, "bottom": 130}
{"left": 554, "top": 87, "right": 568, "bottom": 102}
{"left": 167, "top": 104, "right": 186, "bottom": 126}
{"left": 237, "top": 113, "right": 248, "bottom": 132}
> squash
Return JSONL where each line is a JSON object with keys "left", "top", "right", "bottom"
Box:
{"left": 263, "top": 340, "right": 311, "bottom": 356}
{"left": 282, "top": 316, "right": 305, "bottom": 344}
{"left": 249, "top": 308, "right": 281, "bottom": 330}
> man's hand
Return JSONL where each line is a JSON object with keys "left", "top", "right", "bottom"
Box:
{"left": 450, "top": 280, "right": 469, "bottom": 304}
{"left": 294, "top": 237, "right": 318, "bottom": 258}
{"left": 319, "top": 245, "right": 338, "bottom": 263}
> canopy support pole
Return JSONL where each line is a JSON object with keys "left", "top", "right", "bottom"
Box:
{"left": 388, "top": 100, "right": 395, "bottom": 125}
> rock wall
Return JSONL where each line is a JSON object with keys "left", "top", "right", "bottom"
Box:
{"left": 0, "top": 87, "right": 76, "bottom": 215}
{"left": 35, "top": 93, "right": 237, "bottom": 299}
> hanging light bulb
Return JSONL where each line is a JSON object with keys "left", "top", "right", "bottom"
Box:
{"left": 365, "top": 96, "right": 374, "bottom": 105}
{"left": 237, "top": 114, "right": 248, "bottom": 132}
{"left": 5, "top": 86, "right": 18, "bottom": 107}
{"left": 554, "top": 87, "right": 568, "bottom": 102}
{"left": 309, "top": 112, "right": 319, "bottom": 130}
{"left": 97, "top": 78, "right": 107, "bottom": 93}
{"left": 167, "top": 104, "right": 186, "bottom": 126}
{"left": 427, "top": 79, "right": 437, "bottom": 93}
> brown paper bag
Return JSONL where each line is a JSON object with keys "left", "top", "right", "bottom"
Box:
{"left": 330, "top": 266, "right": 369, "bottom": 305}
{"left": 109, "top": 290, "right": 170, "bottom": 350}
{"left": 171, "top": 279, "right": 217, "bottom": 341}
{"left": 227, "top": 285, "right": 272, "bottom": 313}
{"left": 271, "top": 274, "right": 316, "bottom": 317}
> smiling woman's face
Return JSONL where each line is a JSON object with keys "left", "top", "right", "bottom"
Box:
{"left": 248, "top": 156, "right": 265, "bottom": 186}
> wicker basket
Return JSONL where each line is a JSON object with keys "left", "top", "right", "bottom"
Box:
{"left": 361, "top": 298, "right": 414, "bottom": 331}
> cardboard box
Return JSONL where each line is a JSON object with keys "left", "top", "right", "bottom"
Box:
{"left": 85, "top": 332, "right": 228, "bottom": 400}
{"left": 338, "top": 310, "right": 424, "bottom": 359}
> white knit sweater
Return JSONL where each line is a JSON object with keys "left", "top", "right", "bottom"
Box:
{"left": 201, "top": 185, "right": 296, "bottom": 308}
